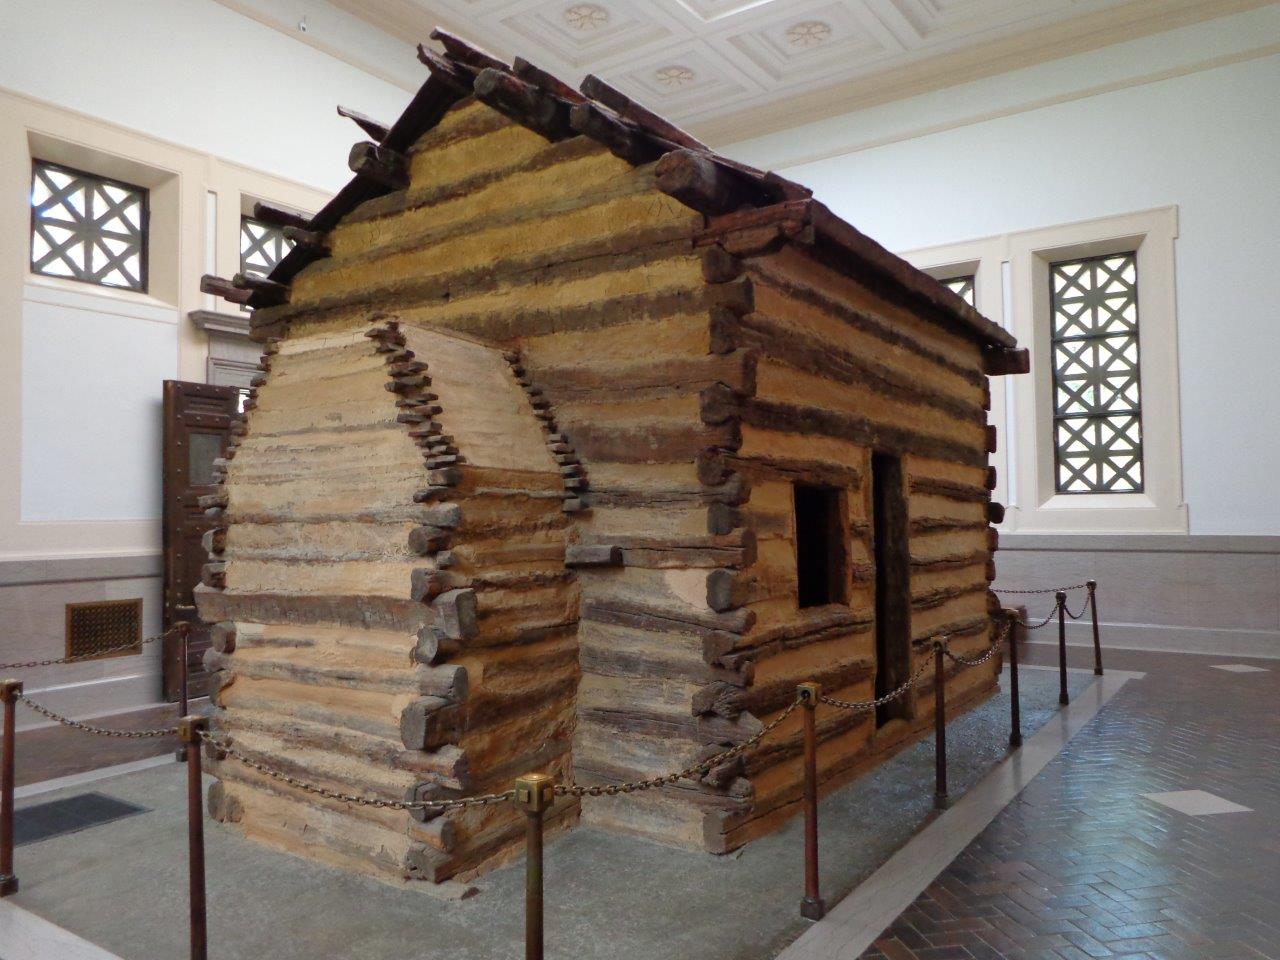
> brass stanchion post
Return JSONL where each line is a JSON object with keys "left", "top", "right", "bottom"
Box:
{"left": 0, "top": 679, "right": 22, "bottom": 897}
{"left": 178, "top": 715, "right": 209, "bottom": 960}
{"left": 1056, "top": 591, "right": 1069, "bottom": 706}
{"left": 1087, "top": 580, "right": 1103, "bottom": 676}
{"left": 515, "top": 773, "right": 554, "bottom": 960}
{"left": 1004, "top": 610, "right": 1022, "bottom": 749}
{"left": 933, "top": 641, "right": 948, "bottom": 809}
{"left": 797, "top": 683, "right": 824, "bottom": 920}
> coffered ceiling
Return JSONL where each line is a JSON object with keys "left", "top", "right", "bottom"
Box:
{"left": 288, "top": 0, "right": 1263, "bottom": 141}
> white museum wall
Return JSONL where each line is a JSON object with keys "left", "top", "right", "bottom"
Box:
{"left": 727, "top": 31, "right": 1280, "bottom": 537}
{"left": 722, "top": 14, "right": 1280, "bottom": 654}
{"left": 0, "top": 0, "right": 410, "bottom": 713}
{"left": 20, "top": 287, "right": 177, "bottom": 522}
{"left": 0, "top": 0, "right": 412, "bottom": 193}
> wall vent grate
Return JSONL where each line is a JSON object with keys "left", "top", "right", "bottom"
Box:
{"left": 65, "top": 598, "right": 143, "bottom": 660}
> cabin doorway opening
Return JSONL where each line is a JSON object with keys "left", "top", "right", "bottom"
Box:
{"left": 871, "top": 451, "right": 912, "bottom": 727}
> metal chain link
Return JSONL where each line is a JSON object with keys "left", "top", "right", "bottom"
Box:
{"left": 1018, "top": 601, "right": 1063, "bottom": 631}
{"left": 995, "top": 582, "right": 1089, "bottom": 595}
{"left": 1062, "top": 593, "right": 1092, "bottom": 621}
{"left": 555, "top": 697, "right": 803, "bottom": 798}
{"left": 6, "top": 580, "right": 1091, "bottom": 807}
{"left": 820, "top": 649, "right": 937, "bottom": 712}
{"left": 17, "top": 695, "right": 178, "bottom": 739}
{"left": 942, "top": 620, "right": 1012, "bottom": 668}
{"left": 199, "top": 730, "right": 514, "bottom": 811}
{"left": 1, "top": 626, "right": 182, "bottom": 670}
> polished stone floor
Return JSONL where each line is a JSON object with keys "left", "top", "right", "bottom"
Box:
{"left": 5, "top": 642, "right": 1275, "bottom": 960}
{"left": 855, "top": 643, "right": 1279, "bottom": 960}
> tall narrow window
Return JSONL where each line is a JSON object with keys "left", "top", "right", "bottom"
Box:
{"left": 1050, "top": 252, "right": 1143, "bottom": 494}
{"left": 30, "top": 161, "right": 148, "bottom": 291}
{"left": 240, "top": 215, "right": 293, "bottom": 279}
{"left": 940, "top": 274, "right": 975, "bottom": 307}
{"left": 794, "top": 484, "right": 845, "bottom": 609}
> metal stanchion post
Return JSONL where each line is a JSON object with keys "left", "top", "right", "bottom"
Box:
{"left": 933, "top": 641, "right": 947, "bottom": 809}
{"left": 176, "top": 623, "right": 192, "bottom": 763}
{"left": 179, "top": 715, "right": 209, "bottom": 960}
{"left": 515, "top": 773, "right": 554, "bottom": 960}
{"left": 797, "top": 683, "right": 824, "bottom": 920}
{"left": 0, "top": 679, "right": 22, "bottom": 897}
{"left": 179, "top": 623, "right": 191, "bottom": 719}
{"left": 1056, "top": 591, "right": 1069, "bottom": 706}
{"left": 1087, "top": 580, "right": 1103, "bottom": 676}
{"left": 1004, "top": 610, "right": 1022, "bottom": 749}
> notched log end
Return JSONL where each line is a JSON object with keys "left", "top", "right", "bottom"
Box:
{"left": 565, "top": 544, "right": 623, "bottom": 568}
{"left": 983, "top": 347, "right": 1030, "bottom": 376}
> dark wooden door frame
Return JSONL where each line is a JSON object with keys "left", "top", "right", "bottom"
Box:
{"left": 161, "top": 380, "right": 239, "bottom": 702}
{"left": 872, "top": 451, "right": 913, "bottom": 727}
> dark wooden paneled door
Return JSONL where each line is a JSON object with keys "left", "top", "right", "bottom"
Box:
{"left": 162, "top": 380, "right": 239, "bottom": 702}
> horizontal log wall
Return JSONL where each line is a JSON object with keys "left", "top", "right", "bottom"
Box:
{"left": 703, "top": 243, "right": 1002, "bottom": 850}
{"left": 198, "top": 319, "right": 579, "bottom": 886}
{"left": 210, "top": 94, "right": 1006, "bottom": 866}
{"left": 244, "top": 101, "right": 746, "bottom": 856}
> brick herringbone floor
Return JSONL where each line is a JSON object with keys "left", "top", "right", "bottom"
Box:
{"left": 860, "top": 647, "right": 1280, "bottom": 960}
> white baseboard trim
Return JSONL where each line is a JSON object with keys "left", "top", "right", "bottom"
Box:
{"left": 16, "top": 673, "right": 165, "bottom": 732}
{"left": 15, "top": 755, "right": 176, "bottom": 801}
{"left": 1058, "top": 620, "right": 1280, "bottom": 659}
{"left": 0, "top": 900, "right": 125, "bottom": 960}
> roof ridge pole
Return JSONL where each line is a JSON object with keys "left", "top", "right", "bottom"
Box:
{"left": 429, "top": 27, "right": 509, "bottom": 73}
{"left": 473, "top": 68, "right": 574, "bottom": 142}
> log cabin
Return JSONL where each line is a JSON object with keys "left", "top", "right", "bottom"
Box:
{"left": 195, "top": 29, "right": 1029, "bottom": 887}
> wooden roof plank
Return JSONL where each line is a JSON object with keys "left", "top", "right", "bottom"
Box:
{"left": 336, "top": 105, "right": 390, "bottom": 142}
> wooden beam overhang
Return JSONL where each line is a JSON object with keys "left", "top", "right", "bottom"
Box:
{"left": 697, "top": 200, "right": 1020, "bottom": 353}
{"left": 337, "top": 105, "right": 390, "bottom": 142}
{"left": 228, "top": 27, "right": 1022, "bottom": 358}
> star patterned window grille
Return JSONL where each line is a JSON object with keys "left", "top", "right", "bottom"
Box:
{"left": 1050, "top": 252, "right": 1144, "bottom": 494}
{"left": 30, "top": 161, "right": 148, "bottom": 291}
{"left": 941, "top": 274, "right": 975, "bottom": 307}
{"left": 240, "top": 215, "right": 294, "bottom": 280}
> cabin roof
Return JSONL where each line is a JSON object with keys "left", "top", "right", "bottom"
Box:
{"left": 250, "top": 29, "right": 1017, "bottom": 353}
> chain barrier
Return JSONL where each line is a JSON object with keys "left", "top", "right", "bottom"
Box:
{"left": 198, "top": 730, "right": 514, "bottom": 811}
{"left": 1062, "top": 593, "right": 1092, "bottom": 621}
{"left": 556, "top": 697, "right": 802, "bottom": 798}
{"left": 0, "top": 625, "right": 181, "bottom": 670}
{"left": 16, "top": 695, "right": 178, "bottom": 739}
{"left": 942, "top": 620, "right": 1011, "bottom": 668}
{"left": 819, "top": 650, "right": 936, "bottom": 712}
{"left": 0, "top": 587, "right": 1080, "bottom": 818}
{"left": 995, "top": 582, "right": 1088, "bottom": 595}
{"left": 1018, "top": 600, "right": 1063, "bottom": 631}
{"left": 0, "top": 579, "right": 1102, "bottom": 959}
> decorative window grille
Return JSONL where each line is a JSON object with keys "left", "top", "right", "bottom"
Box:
{"left": 240, "top": 216, "right": 293, "bottom": 279}
{"left": 30, "top": 161, "right": 148, "bottom": 291}
{"left": 1050, "top": 252, "right": 1143, "bottom": 494}
{"left": 941, "top": 274, "right": 975, "bottom": 307}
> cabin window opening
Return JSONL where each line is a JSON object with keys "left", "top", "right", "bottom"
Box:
{"left": 871, "top": 452, "right": 912, "bottom": 727}
{"left": 1050, "top": 252, "right": 1144, "bottom": 494}
{"left": 794, "top": 483, "right": 845, "bottom": 609}
{"left": 30, "top": 160, "right": 148, "bottom": 291}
